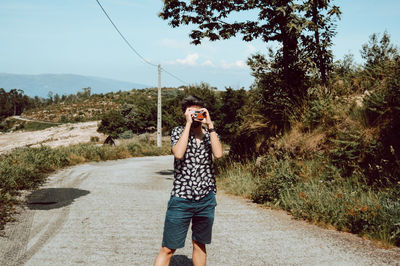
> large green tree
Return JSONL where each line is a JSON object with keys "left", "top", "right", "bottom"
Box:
{"left": 160, "top": 0, "right": 340, "bottom": 97}
{"left": 161, "top": 0, "right": 304, "bottom": 97}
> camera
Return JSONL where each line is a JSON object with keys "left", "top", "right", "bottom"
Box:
{"left": 192, "top": 110, "right": 205, "bottom": 120}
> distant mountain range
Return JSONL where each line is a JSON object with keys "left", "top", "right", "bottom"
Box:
{"left": 0, "top": 73, "right": 150, "bottom": 97}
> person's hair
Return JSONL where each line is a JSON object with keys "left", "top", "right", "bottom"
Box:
{"left": 181, "top": 95, "right": 205, "bottom": 113}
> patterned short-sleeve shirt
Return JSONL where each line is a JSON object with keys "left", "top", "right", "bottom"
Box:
{"left": 170, "top": 126, "right": 217, "bottom": 200}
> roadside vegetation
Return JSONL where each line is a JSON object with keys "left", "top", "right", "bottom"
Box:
{"left": 0, "top": 136, "right": 170, "bottom": 230}
{"left": 215, "top": 32, "right": 400, "bottom": 247}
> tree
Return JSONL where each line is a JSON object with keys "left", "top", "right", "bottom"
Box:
{"left": 160, "top": 0, "right": 340, "bottom": 97}
{"left": 54, "top": 93, "right": 61, "bottom": 104}
{"left": 0, "top": 89, "right": 10, "bottom": 119}
{"left": 161, "top": 0, "right": 305, "bottom": 97}
{"left": 83, "top": 87, "right": 91, "bottom": 98}
{"left": 128, "top": 96, "right": 157, "bottom": 134}
{"left": 218, "top": 87, "right": 247, "bottom": 144}
{"left": 47, "top": 91, "right": 53, "bottom": 104}
{"left": 97, "top": 111, "right": 128, "bottom": 144}
{"left": 361, "top": 31, "right": 399, "bottom": 72}
{"left": 302, "top": 0, "right": 341, "bottom": 85}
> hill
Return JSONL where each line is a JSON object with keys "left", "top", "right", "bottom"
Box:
{"left": 0, "top": 73, "right": 150, "bottom": 97}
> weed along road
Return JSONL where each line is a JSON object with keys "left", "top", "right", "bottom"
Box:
{"left": 1, "top": 155, "right": 399, "bottom": 265}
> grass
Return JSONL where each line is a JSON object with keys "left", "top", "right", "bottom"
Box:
{"left": 215, "top": 155, "right": 400, "bottom": 247}
{"left": 280, "top": 179, "right": 400, "bottom": 246}
{"left": 0, "top": 138, "right": 171, "bottom": 230}
{"left": 216, "top": 159, "right": 258, "bottom": 198}
{"left": 20, "top": 121, "right": 59, "bottom": 131}
{"left": 0, "top": 118, "right": 60, "bottom": 132}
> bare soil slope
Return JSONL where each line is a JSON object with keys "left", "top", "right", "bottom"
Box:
{"left": 0, "top": 121, "right": 106, "bottom": 154}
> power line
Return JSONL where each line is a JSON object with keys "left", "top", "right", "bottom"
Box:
{"left": 95, "top": 0, "right": 188, "bottom": 85}
{"left": 161, "top": 67, "right": 188, "bottom": 85}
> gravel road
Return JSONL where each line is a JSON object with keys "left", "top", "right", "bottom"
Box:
{"left": 1, "top": 155, "right": 399, "bottom": 265}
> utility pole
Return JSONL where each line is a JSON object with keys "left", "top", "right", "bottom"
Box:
{"left": 157, "top": 64, "right": 162, "bottom": 147}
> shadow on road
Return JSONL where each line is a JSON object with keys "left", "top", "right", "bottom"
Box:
{"left": 170, "top": 255, "right": 193, "bottom": 266}
{"left": 26, "top": 188, "right": 90, "bottom": 210}
{"left": 155, "top": 169, "right": 174, "bottom": 176}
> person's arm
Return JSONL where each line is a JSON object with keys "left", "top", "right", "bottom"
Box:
{"left": 171, "top": 108, "right": 193, "bottom": 159}
{"left": 200, "top": 108, "right": 223, "bottom": 159}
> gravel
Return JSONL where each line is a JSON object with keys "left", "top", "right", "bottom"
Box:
{"left": 1, "top": 155, "right": 399, "bottom": 265}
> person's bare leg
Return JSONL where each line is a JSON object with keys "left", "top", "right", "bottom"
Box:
{"left": 192, "top": 240, "right": 207, "bottom": 266}
{"left": 154, "top": 247, "right": 176, "bottom": 266}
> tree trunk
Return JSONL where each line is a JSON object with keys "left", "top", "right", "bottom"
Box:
{"left": 312, "top": 0, "right": 327, "bottom": 85}
{"left": 281, "top": 25, "right": 302, "bottom": 99}
{"left": 104, "top": 136, "right": 115, "bottom": 146}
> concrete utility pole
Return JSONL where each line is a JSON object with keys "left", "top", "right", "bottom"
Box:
{"left": 157, "top": 64, "right": 162, "bottom": 147}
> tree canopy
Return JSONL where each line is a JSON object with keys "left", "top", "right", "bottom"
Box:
{"left": 160, "top": 0, "right": 341, "bottom": 103}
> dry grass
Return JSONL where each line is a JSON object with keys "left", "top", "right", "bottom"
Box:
{"left": 23, "top": 99, "right": 123, "bottom": 123}
{"left": 276, "top": 123, "right": 326, "bottom": 156}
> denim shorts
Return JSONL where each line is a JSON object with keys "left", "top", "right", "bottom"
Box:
{"left": 161, "top": 191, "right": 217, "bottom": 249}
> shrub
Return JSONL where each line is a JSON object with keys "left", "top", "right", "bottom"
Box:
{"left": 90, "top": 136, "right": 100, "bottom": 143}
{"left": 118, "top": 130, "right": 134, "bottom": 139}
{"left": 280, "top": 178, "right": 400, "bottom": 246}
{"left": 251, "top": 155, "right": 299, "bottom": 204}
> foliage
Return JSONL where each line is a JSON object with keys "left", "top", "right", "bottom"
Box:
{"left": 217, "top": 87, "right": 247, "bottom": 144}
{"left": 301, "top": 0, "right": 341, "bottom": 84}
{"left": 97, "top": 110, "right": 128, "bottom": 139}
{"left": 216, "top": 31, "right": 400, "bottom": 246}
{"left": 280, "top": 179, "right": 400, "bottom": 246}
{"left": 124, "top": 97, "right": 157, "bottom": 134}
{"left": 0, "top": 88, "right": 32, "bottom": 121}
{"left": 250, "top": 154, "right": 300, "bottom": 204}
{"left": 160, "top": 0, "right": 340, "bottom": 97}
{"left": 361, "top": 31, "right": 399, "bottom": 72}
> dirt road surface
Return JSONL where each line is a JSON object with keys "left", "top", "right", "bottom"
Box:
{"left": 1, "top": 155, "right": 399, "bottom": 265}
{"left": 0, "top": 120, "right": 105, "bottom": 155}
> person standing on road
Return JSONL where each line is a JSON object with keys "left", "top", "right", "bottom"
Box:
{"left": 154, "top": 95, "right": 223, "bottom": 266}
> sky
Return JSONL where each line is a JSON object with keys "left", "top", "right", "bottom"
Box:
{"left": 0, "top": 0, "right": 400, "bottom": 91}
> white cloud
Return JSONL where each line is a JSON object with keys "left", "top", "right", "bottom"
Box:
{"left": 220, "top": 60, "right": 247, "bottom": 69}
{"left": 169, "top": 53, "right": 199, "bottom": 66}
{"left": 201, "top": 60, "right": 215, "bottom": 67}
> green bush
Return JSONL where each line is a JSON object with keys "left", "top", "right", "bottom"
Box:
{"left": 118, "top": 130, "right": 134, "bottom": 139}
{"left": 302, "top": 91, "right": 339, "bottom": 130}
{"left": 280, "top": 178, "right": 400, "bottom": 246}
{"left": 250, "top": 155, "right": 299, "bottom": 204}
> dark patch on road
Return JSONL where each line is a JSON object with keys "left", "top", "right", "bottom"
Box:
{"left": 27, "top": 188, "right": 90, "bottom": 210}
{"left": 155, "top": 169, "right": 174, "bottom": 176}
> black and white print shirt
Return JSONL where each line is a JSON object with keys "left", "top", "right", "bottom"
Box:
{"left": 170, "top": 126, "right": 217, "bottom": 200}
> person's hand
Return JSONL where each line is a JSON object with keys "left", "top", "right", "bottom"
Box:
{"left": 199, "top": 108, "right": 213, "bottom": 128}
{"left": 184, "top": 107, "right": 193, "bottom": 125}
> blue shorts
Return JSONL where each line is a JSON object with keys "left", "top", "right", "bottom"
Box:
{"left": 162, "top": 191, "right": 217, "bottom": 249}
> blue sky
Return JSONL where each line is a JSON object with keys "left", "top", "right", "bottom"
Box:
{"left": 0, "top": 0, "right": 399, "bottom": 90}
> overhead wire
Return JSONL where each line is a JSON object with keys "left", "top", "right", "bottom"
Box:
{"left": 95, "top": 0, "right": 189, "bottom": 85}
